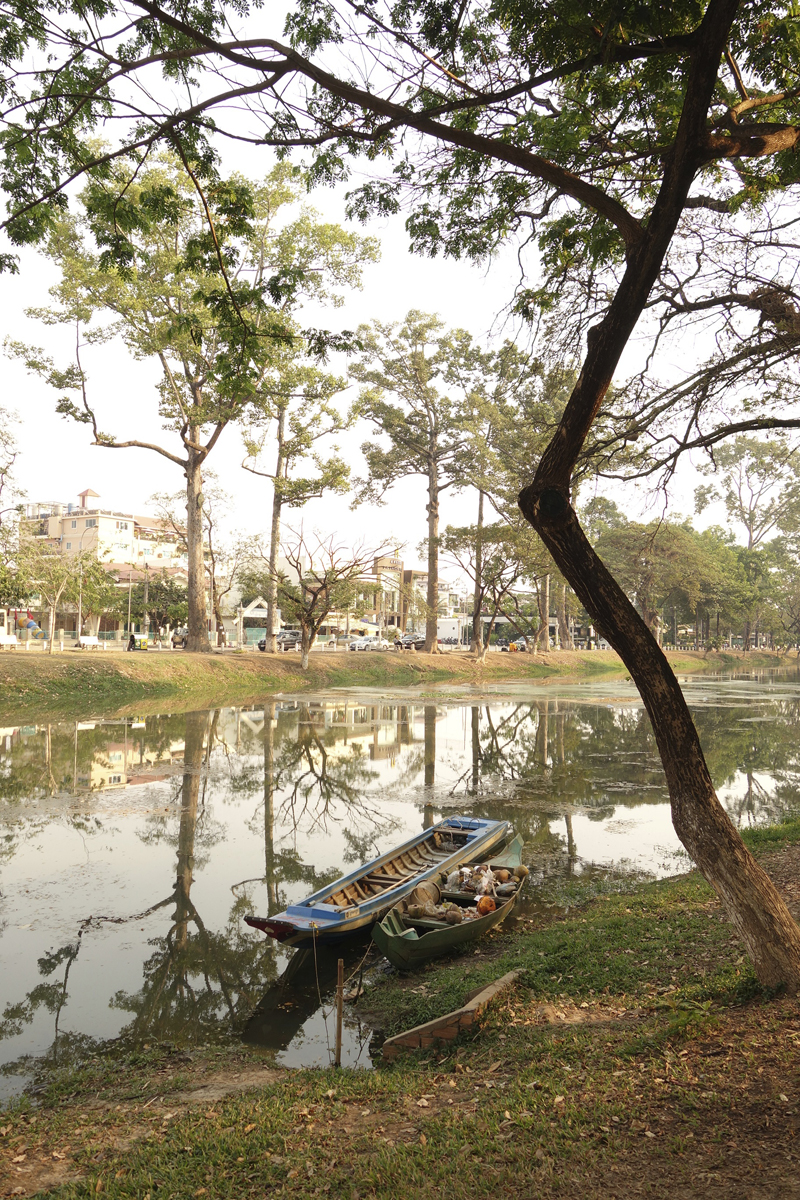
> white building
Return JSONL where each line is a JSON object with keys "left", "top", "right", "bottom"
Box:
{"left": 23, "top": 488, "right": 189, "bottom": 569}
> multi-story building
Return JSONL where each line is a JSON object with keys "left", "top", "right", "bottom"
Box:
{"left": 23, "top": 488, "right": 189, "bottom": 570}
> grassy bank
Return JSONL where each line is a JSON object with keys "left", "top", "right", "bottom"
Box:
{"left": 3, "top": 821, "right": 799, "bottom": 1199}
{"left": 0, "top": 646, "right": 788, "bottom": 722}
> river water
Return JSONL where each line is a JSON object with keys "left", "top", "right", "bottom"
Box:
{"left": 1, "top": 669, "right": 799, "bottom": 1099}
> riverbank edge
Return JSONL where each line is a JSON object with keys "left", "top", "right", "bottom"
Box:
{"left": 2, "top": 819, "right": 799, "bottom": 1199}
{"left": 0, "top": 647, "right": 787, "bottom": 722}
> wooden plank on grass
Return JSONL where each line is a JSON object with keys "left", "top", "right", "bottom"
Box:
{"left": 381, "top": 969, "right": 521, "bottom": 1060}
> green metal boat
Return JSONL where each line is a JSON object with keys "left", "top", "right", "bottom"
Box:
{"left": 371, "top": 835, "right": 527, "bottom": 970}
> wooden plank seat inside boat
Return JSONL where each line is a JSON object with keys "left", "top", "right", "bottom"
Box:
{"left": 322, "top": 837, "right": 451, "bottom": 907}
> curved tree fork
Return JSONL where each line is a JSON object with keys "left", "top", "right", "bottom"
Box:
{"left": 520, "top": 0, "right": 800, "bottom": 990}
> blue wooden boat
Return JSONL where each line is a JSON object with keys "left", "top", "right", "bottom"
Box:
{"left": 244, "top": 817, "right": 510, "bottom": 947}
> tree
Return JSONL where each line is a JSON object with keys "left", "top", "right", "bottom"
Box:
{"left": 352, "top": 312, "right": 478, "bottom": 652}
{"left": 695, "top": 437, "right": 800, "bottom": 649}
{"left": 151, "top": 482, "right": 249, "bottom": 645}
{"left": 128, "top": 573, "right": 189, "bottom": 633}
{"left": 460, "top": 350, "right": 572, "bottom": 654}
{"left": 242, "top": 367, "right": 353, "bottom": 653}
{"left": 443, "top": 520, "right": 549, "bottom": 661}
{"left": 696, "top": 437, "right": 800, "bottom": 551}
{"left": 17, "top": 541, "right": 81, "bottom": 654}
{"left": 8, "top": 157, "right": 372, "bottom": 652}
{"left": 0, "top": 407, "right": 26, "bottom": 606}
{"left": 4, "top": 0, "right": 800, "bottom": 987}
{"left": 771, "top": 542, "right": 800, "bottom": 655}
{"left": 241, "top": 530, "right": 389, "bottom": 668}
{"left": 75, "top": 554, "right": 124, "bottom": 636}
{"left": 0, "top": 406, "right": 19, "bottom": 523}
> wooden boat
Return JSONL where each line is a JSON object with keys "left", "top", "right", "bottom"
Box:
{"left": 244, "top": 816, "right": 510, "bottom": 947}
{"left": 371, "top": 835, "right": 526, "bottom": 970}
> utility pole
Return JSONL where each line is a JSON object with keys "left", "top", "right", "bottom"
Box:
{"left": 127, "top": 570, "right": 133, "bottom": 638}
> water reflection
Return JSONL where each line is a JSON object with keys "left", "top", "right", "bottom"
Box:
{"left": 2, "top": 672, "right": 800, "bottom": 1097}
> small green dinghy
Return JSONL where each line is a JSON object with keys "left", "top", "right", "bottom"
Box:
{"left": 371, "top": 835, "right": 527, "bottom": 970}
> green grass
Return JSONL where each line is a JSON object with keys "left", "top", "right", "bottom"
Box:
{"left": 740, "top": 814, "right": 800, "bottom": 852}
{"left": 1, "top": 646, "right": 785, "bottom": 726}
{"left": 360, "top": 872, "right": 757, "bottom": 1038}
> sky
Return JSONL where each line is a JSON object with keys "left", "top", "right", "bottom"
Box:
{"left": 1, "top": 155, "right": 725, "bottom": 577}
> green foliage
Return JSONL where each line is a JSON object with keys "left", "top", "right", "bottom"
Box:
{"left": 442, "top": 519, "right": 549, "bottom": 642}
{"left": 128, "top": 573, "right": 189, "bottom": 629}
{"left": 695, "top": 436, "right": 800, "bottom": 551}
{"left": 73, "top": 554, "right": 125, "bottom": 622}
{"left": 351, "top": 311, "right": 480, "bottom": 504}
{"left": 576, "top": 496, "right": 800, "bottom": 646}
{"left": 7, "top": 154, "right": 377, "bottom": 646}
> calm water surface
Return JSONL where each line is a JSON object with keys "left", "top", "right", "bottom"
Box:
{"left": 2, "top": 670, "right": 799, "bottom": 1098}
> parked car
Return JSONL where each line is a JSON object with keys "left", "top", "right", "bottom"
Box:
{"left": 365, "top": 637, "right": 390, "bottom": 650}
{"left": 171, "top": 628, "right": 188, "bottom": 649}
{"left": 511, "top": 638, "right": 530, "bottom": 651}
{"left": 348, "top": 636, "right": 372, "bottom": 651}
{"left": 396, "top": 632, "right": 426, "bottom": 650}
{"left": 258, "top": 630, "right": 302, "bottom": 652}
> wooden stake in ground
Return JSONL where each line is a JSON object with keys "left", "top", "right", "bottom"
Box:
{"left": 334, "top": 958, "right": 344, "bottom": 1067}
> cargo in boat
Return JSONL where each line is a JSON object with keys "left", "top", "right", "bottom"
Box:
{"left": 371, "top": 834, "right": 527, "bottom": 970}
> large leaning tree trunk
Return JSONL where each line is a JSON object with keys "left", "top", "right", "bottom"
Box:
{"left": 520, "top": 0, "right": 800, "bottom": 990}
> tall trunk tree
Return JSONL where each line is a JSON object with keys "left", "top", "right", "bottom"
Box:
{"left": 185, "top": 451, "right": 208, "bottom": 649}
{"left": 266, "top": 412, "right": 287, "bottom": 655}
{"left": 351, "top": 313, "right": 480, "bottom": 653}
{"left": 557, "top": 583, "right": 573, "bottom": 650}
{"left": 537, "top": 574, "right": 550, "bottom": 654}
{"left": 471, "top": 490, "right": 485, "bottom": 655}
{"left": 244, "top": 380, "right": 353, "bottom": 653}
{"left": 425, "top": 465, "right": 440, "bottom": 651}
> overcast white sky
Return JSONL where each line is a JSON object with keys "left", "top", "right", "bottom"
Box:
{"left": 1, "top": 154, "right": 723, "bottom": 574}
